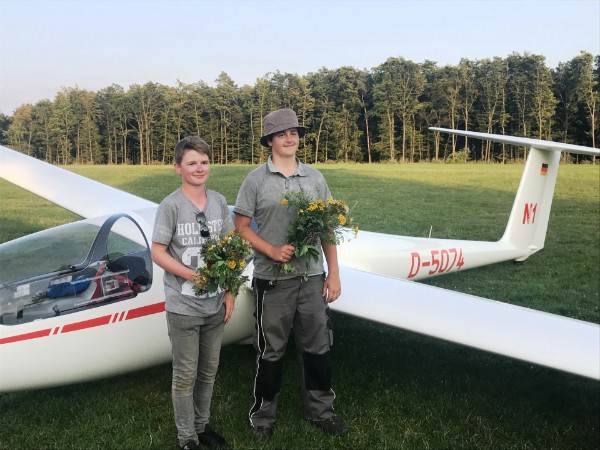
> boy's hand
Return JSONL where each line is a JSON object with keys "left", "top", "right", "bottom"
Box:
{"left": 271, "top": 244, "right": 295, "bottom": 263}
{"left": 323, "top": 272, "right": 341, "bottom": 303}
{"left": 192, "top": 271, "right": 205, "bottom": 290}
{"left": 223, "top": 292, "right": 235, "bottom": 323}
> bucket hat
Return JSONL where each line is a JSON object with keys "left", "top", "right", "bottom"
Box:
{"left": 260, "top": 108, "right": 306, "bottom": 147}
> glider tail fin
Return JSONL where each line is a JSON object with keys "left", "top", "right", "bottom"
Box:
{"left": 499, "top": 146, "right": 560, "bottom": 259}
{"left": 429, "top": 128, "right": 599, "bottom": 261}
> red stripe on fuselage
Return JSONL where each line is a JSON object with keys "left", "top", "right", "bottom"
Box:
{"left": 0, "top": 301, "right": 166, "bottom": 345}
{"left": 125, "top": 302, "right": 165, "bottom": 320}
{"left": 0, "top": 328, "right": 52, "bottom": 344}
{"left": 61, "top": 315, "right": 112, "bottom": 333}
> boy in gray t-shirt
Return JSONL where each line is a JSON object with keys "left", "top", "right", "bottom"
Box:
{"left": 151, "top": 136, "right": 232, "bottom": 450}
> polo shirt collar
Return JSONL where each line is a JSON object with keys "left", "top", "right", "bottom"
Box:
{"left": 267, "top": 155, "right": 307, "bottom": 177}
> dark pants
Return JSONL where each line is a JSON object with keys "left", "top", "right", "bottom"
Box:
{"left": 249, "top": 275, "right": 336, "bottom": 428}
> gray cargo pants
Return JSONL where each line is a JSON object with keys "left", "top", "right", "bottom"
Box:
{"left": 167, "top": 308, "right": 225, "bottom": 446}
{"left": 249, "top": 275, "right": 336, "bottom": 428}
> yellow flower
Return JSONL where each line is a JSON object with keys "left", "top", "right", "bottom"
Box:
{"left": 281, "top": 198, "right": 288, "bottom": 206}
{"left": 277, "top": 190, "right": 358, "bottom": 278}
{"left": 240, "top": 260, "right": 246, "bottom": 268}
{"left": 194, "top": 231, "right": 251, "bottom": 297}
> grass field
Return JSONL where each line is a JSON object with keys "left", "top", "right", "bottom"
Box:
{"left": 0, "top": 162, "right": 598, "bottom": 449}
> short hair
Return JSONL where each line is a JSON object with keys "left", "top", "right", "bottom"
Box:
{"left": 173, "top": 136, "right": 211, "bottom": 165}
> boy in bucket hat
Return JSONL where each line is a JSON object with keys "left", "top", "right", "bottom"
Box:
{"left": 234, "top": 108, "right": 348, "bottom": 440}
{"left": 259, "top": 108, "right": 306, "bottom": 146}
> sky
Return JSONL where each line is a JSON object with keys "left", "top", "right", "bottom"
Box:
{"left": 0, "top": 0, "right": 598, "bottom": 115}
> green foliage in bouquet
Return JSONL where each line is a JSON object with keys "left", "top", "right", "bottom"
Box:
{"left": 193, "top": 231, "right": 252, "bottom": 297}
{"left": 278, "top": 190, "right": 358, "bottom": 276}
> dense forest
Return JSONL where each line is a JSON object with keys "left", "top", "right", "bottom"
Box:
{"left": 1, "top": 51, "right": 598, "bottom": 165}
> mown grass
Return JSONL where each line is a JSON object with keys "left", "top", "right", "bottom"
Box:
{"left": 0, "top": 162, "right": 598, "bottom": 449}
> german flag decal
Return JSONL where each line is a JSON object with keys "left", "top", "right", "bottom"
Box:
{"left": 540, "top": 163, "right": 548, "bottom": 176}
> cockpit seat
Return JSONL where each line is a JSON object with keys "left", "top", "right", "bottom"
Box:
{"left": 107, "top": 252, "right": 150, "bottom": 289}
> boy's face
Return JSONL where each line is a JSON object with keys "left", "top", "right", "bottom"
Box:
{"left": 175, "top": 149, "right": 210, "bottom": 187}
{"left": 269, "top": 128, "right": 299, "bottom": 158}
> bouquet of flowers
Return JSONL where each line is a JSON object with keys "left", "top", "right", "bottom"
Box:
{"left": 277, "top": 190, "right": 358, "bottom": 276}
{"left": 193, "top": 231, "right": 252, "bottom": 297}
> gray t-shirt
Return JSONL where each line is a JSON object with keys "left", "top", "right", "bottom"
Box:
{"left": 152, "top": 188, "right": 234, "bottom": 316}
{"left": 234, "top": 157, "right": 332, "bottom": 280}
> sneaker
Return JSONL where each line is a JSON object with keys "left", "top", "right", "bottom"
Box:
{"left": 180, "top": 440, "right": 201, "bottom": 450}
{"left": 251, "top": 425, "right": 273, "bottom": 440}
{"left": 312, "top": 415, "right": 349, "bottom": 436}
{"left": 197, "top": 424, "right": 227, "bottom": 448}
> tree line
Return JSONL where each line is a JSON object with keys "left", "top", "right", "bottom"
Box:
{"left": 1, "top": 51, "right": 598, "bottom": 165}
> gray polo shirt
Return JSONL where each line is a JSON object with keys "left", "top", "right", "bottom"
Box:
{"left": 234, "top": 157, "right": 332, "bottom": 280}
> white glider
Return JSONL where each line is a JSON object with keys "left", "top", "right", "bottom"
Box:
{"left": 0, "top": 128, "right": 598, "bottom": 393}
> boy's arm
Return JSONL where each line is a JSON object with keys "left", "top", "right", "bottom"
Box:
{"left": 322, "top": 242, "right": 341, "bottom": 303}
{"left": 151, "top": 242, "right": 197, "bottom": 282}
{"left": 234, "top": 213, "right": 294, "bottom": 264}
